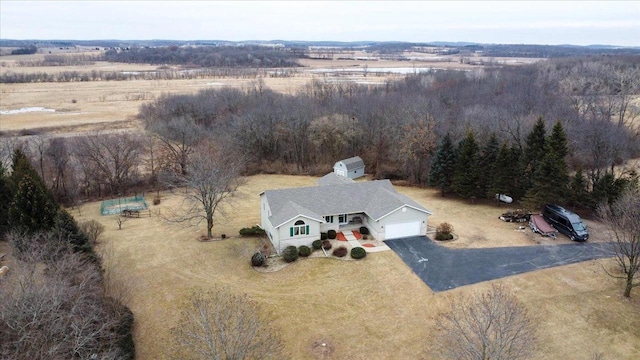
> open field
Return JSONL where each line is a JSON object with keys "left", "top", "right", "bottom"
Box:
{"left": 0, "top": 51, "right": 532, "bottom": 134}
{"left": 66, "top": 174, "right": 640, "bottom": 360}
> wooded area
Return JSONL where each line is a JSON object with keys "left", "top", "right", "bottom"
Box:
{"left": 1, "top": 56, "right": 638, "bottom": 211}
{"left": 0, "top": 150, "right": 135, "bottom": 359}
{"left": 138, "top": 56, "right": 639, "bottom": 208}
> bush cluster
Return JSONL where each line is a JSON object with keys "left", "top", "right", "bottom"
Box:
{"left": 320, "top": 232, "right": 328, "bottom": 240}
{"left": 282, "top": 246, "right": 298, "bottom": 263}
{"left": 239, "top": 225, "right": 266, "bottom": 237}
{"left": 435, "top": 222, "right": 454, "bottom": 241}
{"left": 359, "top": 227, "right": 369, "bottom": 235}
{"left": 350, "top": 247, "right": 367, "bottom": 259}
{"left": 327, "top": 230, "right": 337, "bottom": 239}
{"left": 322, "top": 240, "right": 332, "bottom": 250}
{"left": 312, "top": 239, "right": 323, "bottom": 250}
{"left": 251, "top": 252, "right": 266, "bottom": 267}
{"left": 298, "top": 245, "right": 311, "bottom": 257}
{"left": 435, "top": 232, "right": 454, "bottom": 241}
{"left": 332, "top": 246, "right": 348, "bottom": 257}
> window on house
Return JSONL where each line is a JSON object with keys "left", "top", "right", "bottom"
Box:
{"left": 324, "top": 215, "right": 334, "bottom": 223}
{"left": 338, "top": 214, "right": 348, "bottom": 224}
{"left": 290, "top": 220, "right": 309, "bottom": 237}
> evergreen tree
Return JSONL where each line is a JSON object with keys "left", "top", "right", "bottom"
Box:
{"left": 524, "top": 123, "right": 569, "bottom": 208}
{"left": 520, "top": 117, "right": 547, "bottom": 195}
{"left": 7, "top": 149, "right": 58, "bottom": 234}
{"left": 8, "top": 170, "right": 58, "bottom": 233}
{"left": 479, "top": 133, "right": 499, "bottom": 198}
{"left": 492, "top": 143, "right": 517, "bottom": 199}
{"left": 508, "top": 145, "right": 525, "bottom": 199}
{"left": 569, "top": 167, "right": 589, "bottom": 209}
{"left": 54, "top": 209, "right": 98, "bottom": 262}
{"left": 429, "top": 133, "right": 457, "bottom": 196}
{"left": 10, "top": 149, "right": 38, "bottom": 181}
{"left": 0, "top": 162, "right": 12, "bottom": 236}
{"left": 591, "top": 172, "right": 621, "bottom": 207}
{"left": 548, "top": 121, "right": 568, "bottom": 159}
{"left": 453, "top": 132, "right": 481, "bottom": 199}
{"left": 524, "top": 148, "right": 568, "bottom": 208}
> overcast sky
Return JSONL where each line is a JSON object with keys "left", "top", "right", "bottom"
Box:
{"left": 1, "top": 1, "right": 639, "bottom": 46}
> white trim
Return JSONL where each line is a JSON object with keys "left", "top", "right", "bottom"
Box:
{"left": 375, "top": 205, "right": 433, "bottom": 221}
{"left": 273, "top": 214, "right": 324, "bottom": 229}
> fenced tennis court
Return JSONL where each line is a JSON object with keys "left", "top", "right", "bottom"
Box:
{"left": 100, "top": 195, "right": 148, "bottom": 215}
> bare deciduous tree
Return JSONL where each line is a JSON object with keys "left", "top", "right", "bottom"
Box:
{"left": 598, "top": 188, "right": 640, "bottom": 298}
{"left": 115, "top": 216, "right": 127, "bottom": 230}
{"left": 79, "top": 219, "right": 105, "bottom": 245}
{"left": 172, "top": 287, "right": 284, "bottom": 360}
{"left": 146, "top": 116, "right": 204, "bottom": 175}
{"left": 398, "top": 115, "right": 437, "bottom": 185}
{"left": 437, "top": 284, "right": 536, "bottom": 360}
{"left": 46, "top": 137, "right": 72, "bottom": 200}
{"left": 73, "top": 132, "right": 142, "bottom": 195}
{"left": 165, "top": 143, "right": 244, "bottom": 238}
{"left": 0, "top": 232, "right": 132, "bottom": 359}
{"left": 0, "top": 137, "right": 22, "bottom": 170}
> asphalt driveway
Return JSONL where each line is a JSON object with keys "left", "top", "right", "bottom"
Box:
{"left": 385, "top": 236, "right": 614, "bottom": 292}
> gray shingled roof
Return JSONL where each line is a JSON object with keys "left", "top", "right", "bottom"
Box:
{"left": 335, "top": 156, "right": 365, "bottom": 170}
{"left": 264, "top": 180, "right": 431, "bottom": 228}
{"left": 317, "top": 173, "right": 356, "bottom": 186}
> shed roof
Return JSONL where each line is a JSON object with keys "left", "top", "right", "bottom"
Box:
{"left": 263, "top": 180, "right": 431, "bottom": 228}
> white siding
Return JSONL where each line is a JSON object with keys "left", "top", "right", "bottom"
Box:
{"left": 260, "top": 194, "right": 278, "bottom": 250}
{"left": 350, "top": 167, "right": 365, "bottom": 179}
{"left": 275, "top": 216, "right": 321, "bottom": 254}
{"left": 377, "top": 207, "right": 429, "bottom": 240}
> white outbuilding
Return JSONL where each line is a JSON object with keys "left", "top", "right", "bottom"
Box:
{"left": 333, "top": 156, "right": 365, "bottom": 179}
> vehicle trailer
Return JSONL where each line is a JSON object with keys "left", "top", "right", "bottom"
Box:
{"left": 529, "top": 214, "right": 557, "bottom": 238}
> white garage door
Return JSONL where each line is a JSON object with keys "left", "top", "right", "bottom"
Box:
{"left": 385, "top": 221, "right": 421, "bottom": 239}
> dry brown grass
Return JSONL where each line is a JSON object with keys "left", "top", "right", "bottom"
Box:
{"left": 68, "top": 174, "right": 640, "bottom": 360}
{"left": 0, "top": 52, "right": 513, "bottom": 134}
{"left": 2, "top": 52, "right": 639, "bottom": 358}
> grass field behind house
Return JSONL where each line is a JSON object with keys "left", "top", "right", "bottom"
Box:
{"left": 69, "top": 174, "right": 640, "bottom": 360}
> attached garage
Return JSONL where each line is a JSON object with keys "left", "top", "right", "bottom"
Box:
{"left": 384, "top": 221, "right": 422, "bottom": 239}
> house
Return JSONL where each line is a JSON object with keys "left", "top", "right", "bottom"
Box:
{"left": 260, "top": 179, "right": 432, "bottom": 254}
{"left": 333, "top": 156, "right": 365, "bottom": 179}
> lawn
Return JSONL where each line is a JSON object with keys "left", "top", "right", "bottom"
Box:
{"left": 70, "top": 174, "right": 640, "bottom": 359}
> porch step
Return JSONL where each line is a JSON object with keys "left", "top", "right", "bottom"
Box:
{"left": 343, "top": 231, "right": 358, "bottom": 241}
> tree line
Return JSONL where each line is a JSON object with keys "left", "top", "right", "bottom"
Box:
{"left": 0, "top": 66, "right": 294, "bottom": 83}
{"left": 0, "top": 150, "right": 135, "bottom": 359}
{"left": 136, "top": 56, "right": 638, "bottom": 208}
{"left": 103, "top": 45, "right": 302, "bottom": 68}
{"left": 1, "top": 56, "right": 638, "bottom": 211}
{"left": 429, "top": 119, "right": 638, "bottom": 209}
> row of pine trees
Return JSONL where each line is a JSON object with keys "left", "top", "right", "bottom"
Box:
{"left": 428, "top": 118, "right": 637, "bottom": 210}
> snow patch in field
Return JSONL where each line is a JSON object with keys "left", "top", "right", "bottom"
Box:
{"left": 308, "top": 67, "right": 435, "bottom": 74}
{"left": 0, "top": 107, "right": 56, "bottom": 115}
{"left": 206, "top": 82, "right": 225, "bottom": 86}
{"left": 320, "top": 78, "right": 387, "bottom": 85}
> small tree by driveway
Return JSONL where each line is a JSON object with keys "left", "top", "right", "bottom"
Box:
{"left": 598, "top": 188, "right": 640, "bottom": 298}
{"left": 437, "top": 284, "right": 536, "bottom": 360}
